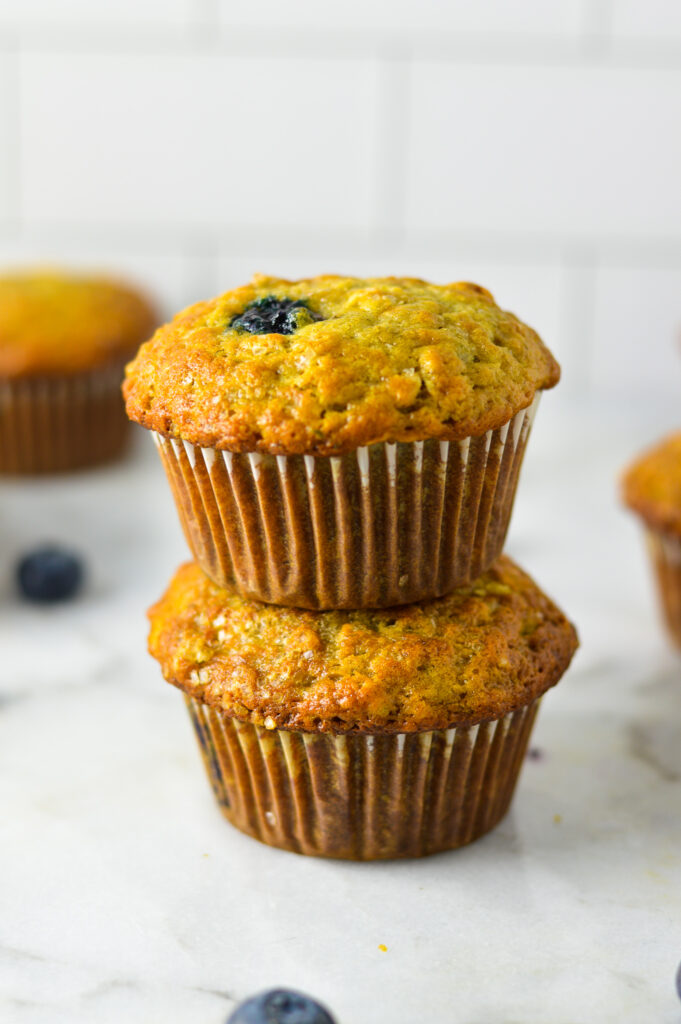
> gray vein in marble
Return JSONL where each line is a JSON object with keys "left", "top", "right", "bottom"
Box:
{"left": 1, "top": 948, "right": 238, "bottom": 1011}
{"left": 613, "top": 971, "right": 648, "bottom": 992}
{"left": 82, "top": 979, "right": 140, "bottom": 1001}
{"left": 0, "top": 943, "right": 51, "bottom": 964}
{"left": 628, "top": 722, "right": 681, "bottom": 783}
{"left": 4, "top": 998, "right": 47, "bottom": 1011}
{"left": 189, "top": 986, "right": 236, "bottom": 1003}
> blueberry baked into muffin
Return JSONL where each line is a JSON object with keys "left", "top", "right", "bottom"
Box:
{"left": 125, "top": 275, "right": 560, "bottom": 608}
{"left": 0, "top": 269, "right": 157, "bottom": 473}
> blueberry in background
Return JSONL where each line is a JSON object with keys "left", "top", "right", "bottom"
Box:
{"left": 227, "top": 987, "right": 336, "bottom": 1024}
{"left": 16, "top": 546, "right": 84, "bottom": 603}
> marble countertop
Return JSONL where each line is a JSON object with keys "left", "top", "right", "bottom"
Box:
{"left": 2, "top": 402, "right": 681, "bottom": 1024}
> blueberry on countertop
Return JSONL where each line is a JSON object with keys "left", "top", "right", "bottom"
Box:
{"left": 16, "top": 546, "right": 84, "bottom": 603}
{"left": 227, "top": 988, "right": 336, "bottom": 1024}
{"left": 230, "top": 296, "right": 322, "bottom": 335}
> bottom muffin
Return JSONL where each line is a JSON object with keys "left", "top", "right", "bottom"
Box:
{"left": 147, "top": 557, "right": 578, "bottom": 860}
{"left": 622, "top": 432, "right": 681, "bottom": 650}
{"left": 185, "top": 697, "right": 539, "bottom": 859}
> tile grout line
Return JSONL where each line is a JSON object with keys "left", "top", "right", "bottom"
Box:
{"left": 372, "top": 50, "right": 411, "bottom": 248}
{"left": 560, "top": 242, "right": 598, "bottom": 399}
{"left": 0, "top": 23, "right": 679, "bottom": 69}
{"left": 2, "top": 221, "right": 681, "bottom": 269}
{"left": 186, "top": 0, "right": 221, "bottom": 47}
{"left": 181, "top": 233, "right": 220, "bottom": 305}
{"left": 5, "top": 41, "right": 21, "bottom": 234}
{"left": 581, "top": 0, "right": 614, "bottom": 40}
{"left": 578, "top": 0, "right": 613, "bottom": 60}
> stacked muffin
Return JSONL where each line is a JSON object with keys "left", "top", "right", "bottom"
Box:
{"left": 126, "top": 275, "right": 578, "bottom": 860}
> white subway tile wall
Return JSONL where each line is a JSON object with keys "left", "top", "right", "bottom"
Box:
{"left": 406, "top": 64, "right": 681, "bottom": 239}
{"left": 0, "top": 1, "right": 679, "bottom": 408}
{"left": 20, "top": 54, "right": 379, "bottom": 230}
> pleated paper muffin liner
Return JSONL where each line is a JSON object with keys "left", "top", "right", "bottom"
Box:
{"left": 185, "top": 695, "right": 540, "bottom": 860}
{"left": 0, "top": 362, "right": 130, "bottom": 474}
{"left": 645, "top": 530, "right": 681, "bottom": 649}
{"left": 152, "top": 394, "right": 540, "bottom": 609}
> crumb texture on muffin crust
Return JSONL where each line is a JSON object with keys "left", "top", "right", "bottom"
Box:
{"left": 0, "top": 270, "right": 158, "bottom": 376}
{"left": 125, "top": 274, "right": 560, "bottom": 455}
{"left": 622, "top": 432, "right": 681, "bottom": 536}
{"left": 148, "top": 555, "right": 578, "bottom": 733}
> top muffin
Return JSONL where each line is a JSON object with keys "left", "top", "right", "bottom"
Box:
{"left": 124, "top": 274, "right": 560, "bottom": 456}
{"left": 622, "top": 432, "right": 681, "bottom": 536}
{"left": 0, "top": 269, "right": 157, "bottom": 377}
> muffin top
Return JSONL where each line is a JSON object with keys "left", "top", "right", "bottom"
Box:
{"left": 148, "top": 556, "right": 578, "bottom": 733}
{"left": 125, "top": 274, "right": 560, "bottom": 455}
{"left": 0, "top": 269, "right": 157, "bottom": 377}
{"left": 622, "top": 432, "right": 681, "bottom": 536}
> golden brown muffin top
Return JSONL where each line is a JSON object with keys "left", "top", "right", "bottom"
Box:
{"left": 0, "top": 269, "right": 158, "bottom": 377}
{"left": 148, "top": 556, "right": 578, "bottom": 733}
{"left": 124, "top": 274, "right": 560, "bottom": 455}
{"left": 621, "top": 432, "right": 681, "bottom": 536}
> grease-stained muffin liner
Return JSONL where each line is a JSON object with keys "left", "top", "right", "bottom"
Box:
{"left": 152, "top": 395, "right": 540, "bottom": 609}
{"left": 185, "top": 695, "right": 540, "bottom": 860}
{"left": 0, "top": 362, "right": 130, "bottom": 474}
{"left": 645, "top": 530, "right": 681, "bottom": 649}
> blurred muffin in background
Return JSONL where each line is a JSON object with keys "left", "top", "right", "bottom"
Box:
{"left": 0, "top": 269, "right": 157, "bottom": 473}
{"left": 622, "top": 432, "right": 681, "bottom": 649}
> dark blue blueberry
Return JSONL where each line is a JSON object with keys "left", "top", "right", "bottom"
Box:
{"left": 227, "top": 988, "right": 336, "bottom": 1024}
{"left": 16, "top": 546, "right": 84, "bottom": 603}
{"left": 676, "top": 960, "right": 681, "bottom": 1001}
{"left": 230, "top": 296, "right": 322, "bottom": 335}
